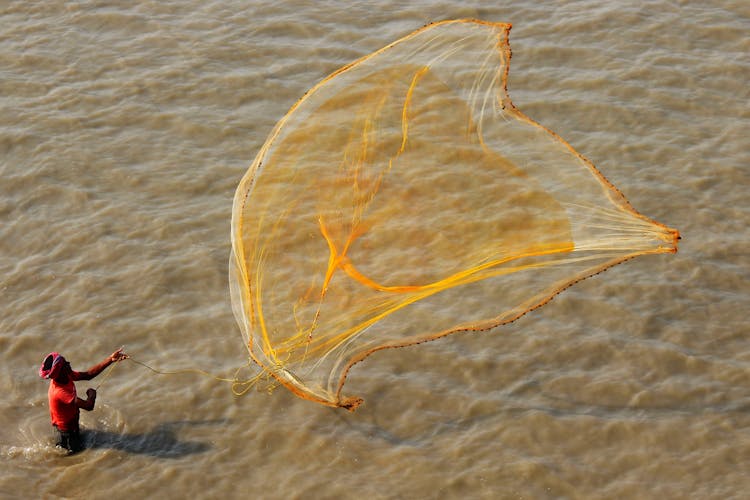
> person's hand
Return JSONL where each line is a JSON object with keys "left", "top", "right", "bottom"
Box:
{"left": 110, "top": 347, "right": 129, "bottom": 363}
{"left": 86, "top": 388, "right": 97, "bottom": 400}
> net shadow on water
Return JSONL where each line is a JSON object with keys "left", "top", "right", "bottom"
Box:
{"left": 81, "top": 419, "right": 227, "bottom": 459}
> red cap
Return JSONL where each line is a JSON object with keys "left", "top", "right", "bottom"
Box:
{"left": 39, "top": 352, "right": 66, "bottom": 379}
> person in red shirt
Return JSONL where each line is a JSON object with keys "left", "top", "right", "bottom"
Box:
{"left": 39, "top": 348, "right": 129, "bottom": 454}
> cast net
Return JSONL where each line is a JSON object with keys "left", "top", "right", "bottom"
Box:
{"left": 230, "top": 20, "right": 679, "bottom": 410}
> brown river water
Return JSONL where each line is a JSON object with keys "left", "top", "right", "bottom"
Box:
{"left": 1, "top": 1, "right": 748, "bottom": 498}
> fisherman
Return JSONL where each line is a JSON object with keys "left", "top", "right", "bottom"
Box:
{"left": 39, "top": 348, "right": 129, "bottom": 454}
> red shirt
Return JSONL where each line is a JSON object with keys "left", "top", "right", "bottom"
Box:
{"left": 48, "top": 371, "right": 83, "bottom": 432}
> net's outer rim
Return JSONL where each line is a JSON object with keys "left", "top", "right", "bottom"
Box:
{"left": 230, "top": 19, "right": 680, "bottom": 411}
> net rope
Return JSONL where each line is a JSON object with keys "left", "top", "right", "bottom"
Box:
{"left": 95, "top": 357, "right": 270, "bottom": 397}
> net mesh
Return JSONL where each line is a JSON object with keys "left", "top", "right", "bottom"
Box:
{"left": 230, "top": 20, "right": 679, "bottom": 410}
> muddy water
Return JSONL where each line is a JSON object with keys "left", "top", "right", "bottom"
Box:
{"left": 1, "top": 1, "right": 748, "bottom": 498}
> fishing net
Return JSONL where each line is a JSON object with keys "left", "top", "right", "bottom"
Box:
{"left": 229, "top": 20, "right": 679, "bottom": 410}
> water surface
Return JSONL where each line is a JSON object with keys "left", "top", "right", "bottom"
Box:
{"left": 1, "top": 1, "right": 748, "bottom": 498}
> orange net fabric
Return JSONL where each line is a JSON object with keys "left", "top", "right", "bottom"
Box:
{"left": 230, "top": 20, "right": 679, "bottom": 410}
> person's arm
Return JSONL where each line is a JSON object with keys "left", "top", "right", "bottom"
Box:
{"left": 77, "top": 348, "right": 129, "bottom": 381}
{"left": 76, "top": 388, "right": 96, "bottom": 411}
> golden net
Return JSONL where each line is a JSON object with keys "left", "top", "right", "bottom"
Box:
{"left": 229, "top": 20, "right": 679, "bottom": 410}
